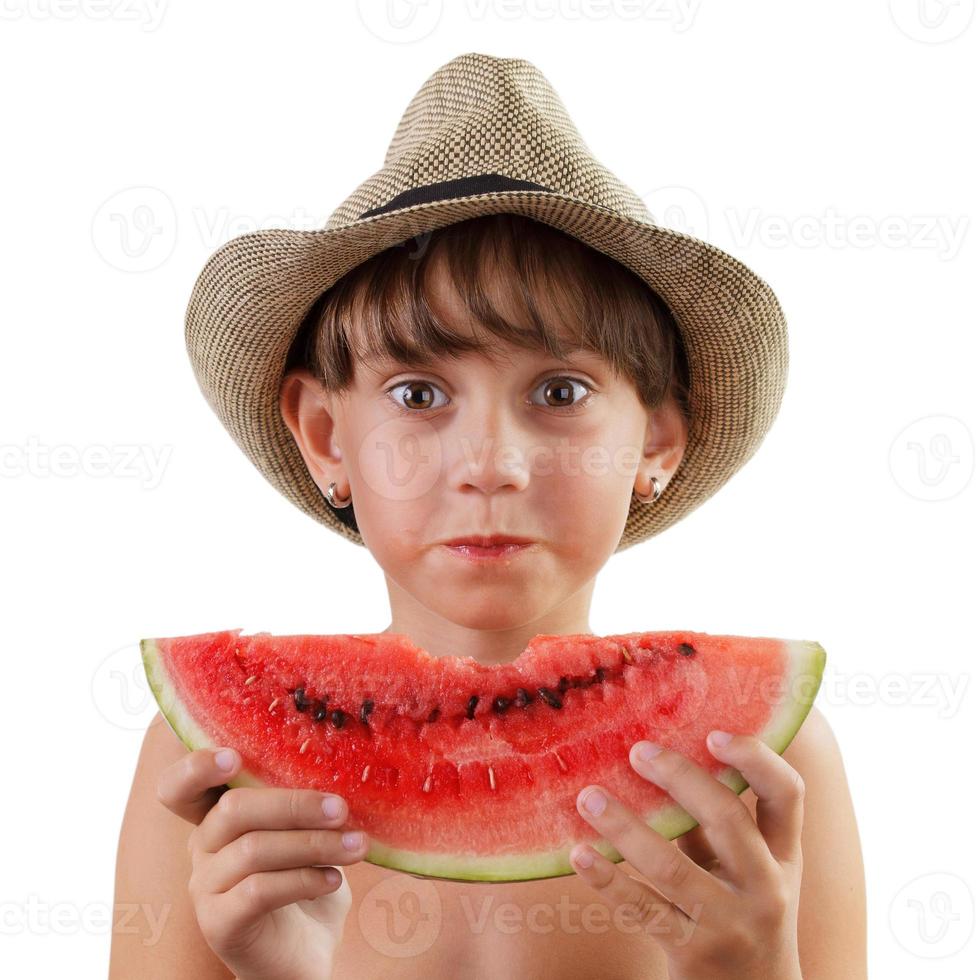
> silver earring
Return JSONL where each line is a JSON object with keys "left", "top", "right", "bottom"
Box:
{"left": 632, "top": 475, "right": 663, "bottom": 504}
{"left": 324, "top": 481, "right": 352, "bottom": 508}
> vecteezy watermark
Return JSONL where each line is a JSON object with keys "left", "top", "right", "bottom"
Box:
{"left": 0, "top": 895, "right": 171, "bottom": 945}
{"left": 726, "top": 207, "right": 969, "bottom": 261}
{"left": 629, "top": 185, "right": 969, "bottom": 261}
{"left": 0, "top": 436, "right": 173, "bottom": 490}
{"left": 819, "top": 664, "right": 969, "bottom": 720}
{"left": 92, "top": 641, "right": 171, "bottom": 731}
{"left": 94, "top": 188, "right": 336, "bottom": 272}
{"left": 356, "top": 873, "right": 705, "bottom": 958}
{"left": 356, "top": 421, "right": 655, "bottom": 504}
{"left": 356, "top": 876, "right": 443, "bottom": 958}
{"left": 718, "top": 661, "right": 968, "bottom": 720}
{"left": 456, "top": 892, "right": 703, "bottom": 942}
{"left": 889, "top": 414, "right": 974, "bottom": 502}
{"left": 0, "top": 0, "right": 168, "bottom": 30}
{"left": 356, "top": 0, "right": 700, "bottom": 43}
{"left": 889, "top": 872, "right": 975, "bottom": 958}
{"left": 461, "top": 0, "right": 702, "bottom": 31}
{"left": 356, "top": 0, "right": 445, "bottom": 44}
{"left": 91, "top": 186, "right": 178, "bottom": 273}
{"left": 190, "top": 204, "right": 328, "bottom": 249}
{"left": 636, "top": 184, "right": 712, "bottom": 241}
{"left": 888, "top": 0, "right": 975, "bottom": 44}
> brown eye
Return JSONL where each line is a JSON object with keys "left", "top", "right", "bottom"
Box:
{"left": 386, "top": 380, "right": 449, "bottom": 413}
{"left": 531, "top": 376, "right": 592, "bottom": 412}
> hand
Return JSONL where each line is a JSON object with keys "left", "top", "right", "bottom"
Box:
{"left": 569, "top": 731, "right": 805, "bottom": 980}
{"left": 157, "top": 746, "right": 369, "bottom": 980}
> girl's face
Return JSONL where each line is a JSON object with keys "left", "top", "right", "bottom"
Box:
{"left": 281, "top": 258, "right": 687, "bottom": 654}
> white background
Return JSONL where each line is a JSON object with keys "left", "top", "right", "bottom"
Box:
{"left": 2, "top": 2, "right": 978, "bottom": 976}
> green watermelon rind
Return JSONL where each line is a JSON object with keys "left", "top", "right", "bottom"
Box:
{"left": 140, "top": 636, "right": 826, "bottom": 883}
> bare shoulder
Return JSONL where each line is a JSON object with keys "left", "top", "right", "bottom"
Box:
{"left": 109, "top": 712, "right": 233, "bottom": 979}
{"left": 780, "top": 705, "right": 868, "bottom": 980}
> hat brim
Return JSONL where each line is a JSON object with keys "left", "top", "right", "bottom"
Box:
{"left": 185, "top": 189, "right": 788, "bottom": 550}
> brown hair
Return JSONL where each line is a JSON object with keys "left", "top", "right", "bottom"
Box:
{"left": 285, "top": 213, "right": 691, "bottom": 531}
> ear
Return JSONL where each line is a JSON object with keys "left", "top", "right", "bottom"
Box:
{"left": 279, "top": 367, "right": 347, "bottom": 494}
{"left": 638, "top": 398, "right": 688, "bottom": 488}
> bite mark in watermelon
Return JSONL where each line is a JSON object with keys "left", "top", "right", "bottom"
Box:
{"left": 140, "top": 630, "right": 825, "bottom": 882}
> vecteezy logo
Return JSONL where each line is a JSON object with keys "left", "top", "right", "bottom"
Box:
{"left": 889, "top": 872, "right": 974, "bottom": 958}
{"left": 356, "top": 0, "right": 444, "bottom": 44}
{"left": 888, "top": 414, "right": 973, "bottom": 501}
{"left": 359, "top": 418, "right": 442, "bottom": 502}
{"left": 91, "top": 186, "right": 177, "bottom": 272}
{"left": 888, "top": 0, "right": 975, "bottom": 43}
{"left": 357, "top": 874, "right": 442, "bottom": 957}
{"left": 640, "top": 184, "right": 711, "bottom": 241}
{"left": 91, "top": 641, "right": 173, "bottom": 731}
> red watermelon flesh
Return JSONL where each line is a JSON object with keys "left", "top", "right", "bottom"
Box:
{"left": 141, "top": 629, "right": 825, "bottom": 882}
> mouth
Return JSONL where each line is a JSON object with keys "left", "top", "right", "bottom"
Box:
{"left": 440, "top": 535, "right": 537, "bottom": 562}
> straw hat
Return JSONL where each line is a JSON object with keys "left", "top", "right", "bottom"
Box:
{"left": 184, "top": 51, "right": 788, "bottom": 552}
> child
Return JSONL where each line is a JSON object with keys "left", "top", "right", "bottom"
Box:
{"left": 111, "top": 53, "right": 866, "bottom": 978}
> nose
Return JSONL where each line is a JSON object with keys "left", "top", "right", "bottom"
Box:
{"left": 444, "top": 399, "right": 532, "bottom": 496}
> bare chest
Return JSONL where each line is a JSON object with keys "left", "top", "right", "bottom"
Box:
{"left": 334, "top": 862, "right": 664, "bottom": 979}
{"left": 333, "top": 788, "right": 760, "bottom": 980}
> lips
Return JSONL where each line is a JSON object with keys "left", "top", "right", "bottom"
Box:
{"left": 442, "top": 535, "right": 535, "bottom": 547}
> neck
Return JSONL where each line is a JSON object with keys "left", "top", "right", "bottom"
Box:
{"left": 379, "top": 577, "right": 596, "bottom": 665}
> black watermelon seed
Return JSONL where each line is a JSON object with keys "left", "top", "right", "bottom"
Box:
{"left": 492, "top": 696, "right": 512, "bottom": 713}
{"left": 593, "top": 667, "right": 606, "bottom": 684}
{"left": 465, "top": 695, "right": 479, "bottom": 720}
{"left": 312, "top": 701, "right": 327, "bottom": 722}
{"left": 557, "top": 676, "right": 570, "bottom": 693}
{"left": 330, "top": 709, "right": 346, "bottom": 729}
{"left": 678, "top": 643, "right": 696, "bottom": 657}
{"left": 538, "top": 687, "right": 563, "bottom": 709}
{"left": 514, "top": 687, "right": 531, "bottom": 707}
{"left": 427, "top": 707, "right": 441, "bottom": 723}
{"left": 360, "top": 699, "right": 374, "bottom": 724}
{"left": 293, "top": 687, "right": 310, "bottom": 712}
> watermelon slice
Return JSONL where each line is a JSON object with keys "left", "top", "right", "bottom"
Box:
{"left": 140, "top": 630, "right": 825, "bottom": 882}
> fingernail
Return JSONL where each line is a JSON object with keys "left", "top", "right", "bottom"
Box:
{"left": 214, "top": 749, "right": 236, "bottom": 771}
{"left": 342, "top": 831, "right": 363, "bottom": 851}
{"left": 322, "top": 795, "right": 344, "bottom": 820}
{"left": 574, "top": 847, "right": 595, "bottom": 869}
{"left": 709, "top": 730, "right": 733, "bottom": 747}
{"left": 582, "top": 789, "right": 607, "bottom": 816}
{"left": 636, "top": 741, "right": 662, "bottom": 762}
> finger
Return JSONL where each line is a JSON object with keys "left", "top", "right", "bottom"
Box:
{"left": 207, "top": 866, "right": 345, "bottom": 942}
{"left": 197, "top": 787, "right": 350, "bottom": 855}
{"left": 157, "top": 747, "right": 241, "bottom": 826}
{"left": 674, "top": 825, "right": 720, "bottom": 873}
{"left": 569, "top": 844, "right": 702, "bottom": 953}
{"left": 630, "top": 741, "right": 774, "bottom": 886}
{"left": 207, "top": 828, "right": 369, "bottom": 893}
{"left": 706, "top": 731, "right": 805, "bottom": 865}
{"left": 575, "top": 785, "right": 722, "bottom": 918}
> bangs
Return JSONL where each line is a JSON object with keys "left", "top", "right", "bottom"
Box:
{"left": 288, "top": 213, "right": 690, "bottom": 420}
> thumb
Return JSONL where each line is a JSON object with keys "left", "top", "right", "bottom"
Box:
{"left": 305, "top": 868, "right": 355, "bottom": 932}
{"left": 157, "top": 746, "right": 240, "bottom": 826}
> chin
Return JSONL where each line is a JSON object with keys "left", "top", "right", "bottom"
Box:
{"left": 444, "top": 601, "right": 537, "bottom": 632}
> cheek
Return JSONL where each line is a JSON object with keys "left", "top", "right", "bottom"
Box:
{"left": 532, "top": 478, "right": 629, "bottom": 570}
{"left": 355, "top": 496, "right": 431, "bottom": 561}
{"left": 536, "top": 424, "right": 636, "bottom": 500}
{"left": 349, "top": 417, "right": 444, "bottom": 508}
